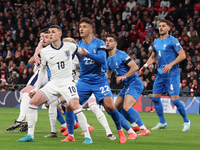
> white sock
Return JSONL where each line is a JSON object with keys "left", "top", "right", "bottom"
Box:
{"left": 89, "top": 102, "right": 112, "bottom": 136}
{"left": 61, "top": 123, "right": 67, "bottom": 128}
{"left": 27, "top": 104, "right": 38, "bottom": 138}
{"left": 131, "top": 122, "right": 138, "bottom": 128}
{"left": 128, "top": 128, "right": 135, "bottom": 134}
{"left": 74, "top": 108, "right": 91, "bottom": 139}
{"left": 49, "top": 101, "right": 58, "bottom": 133}
{"left": 140, "top": 125, "right": 147, "bottom": 130}
{"left": 17, "top": 93, "right": 31, "bottom": 121}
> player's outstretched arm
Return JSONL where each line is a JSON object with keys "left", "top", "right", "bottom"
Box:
{"left": 116, "top": 60, "right": 138, "bottom": 84}
{"left": 77, "top": 48, "right": 106, "bottom": 64}
{"left": 162, "top": 49, "right": 186, "bottom": 74}
{"left": 34, "top": 43, "right": 43, "bottom": 65}
{"left": 29, "top": 64, "right": 46, "bottom": 98}
{"left": 28, "top": 56, "right": 35, "bottom": 65}
{"left": 139, "top": 51, "right": 157, "bottom": 72}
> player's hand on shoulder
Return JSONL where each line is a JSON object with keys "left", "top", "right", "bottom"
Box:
{"left": 34, "top": 54, "right": 41, "bottom": 65}
{"left": 29, "top": 89, "right": 37, "bottom": 98}
{"left": 76, "top": 48, "right": 88, "bottom": 57}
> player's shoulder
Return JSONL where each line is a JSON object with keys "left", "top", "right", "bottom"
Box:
{"left": 93, "top": 37, "right": 105, "bottom": 44}
{"left": 63, "top": 41, "right": 75, "bottom": 47}
{"left": 167, "top": 35, "right": 177, "bottom": 41}
{"left": 41, "top": 45, "right": 51, "bottom": 53}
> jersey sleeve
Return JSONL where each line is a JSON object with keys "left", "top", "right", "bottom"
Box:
{"left": 40, "top": 49, "right": 47, "bottom": 66}
{"left": 171, "top": 38, "right": 183, "bottom": 52}
{"left": 97, "top": 40, "right": 106, "bottom": 52}
{"left": 121, "top": 52, "right": 132, "bottom": 65}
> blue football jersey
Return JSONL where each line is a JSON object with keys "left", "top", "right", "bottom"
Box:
{"left": 153, "top": 35, "right": 182, "bottom": 76}
{"left": 107, "top": 50, "right": 140, "bottom": 87}
{"left": 76, "top": 37, "right": 107, "bottom": 83}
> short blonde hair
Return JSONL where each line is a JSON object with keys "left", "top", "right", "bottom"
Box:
{"left": 63, "top": 37, "right": 76, "bottom": 44}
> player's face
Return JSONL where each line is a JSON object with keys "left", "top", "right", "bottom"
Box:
{"left": 49, "top": 28, "right": 62, "bottom": 42}
{"left": 159, "top": 22, "right": 169, "bottom": 36}
{"left": 43, "top": 33, "right": 51, "bottom": 47}
{"left": 105, "top": 37, "right": 117, "bottom": 51}
{"left": 40, "top": 33, "right": 45, "bottom": 41}
{"left": 79, "top": 22, "right": 93, "bottom": 38}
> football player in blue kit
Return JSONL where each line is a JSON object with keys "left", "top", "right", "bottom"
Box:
{"left": 106, "top": 34, "right": 151, "bottom": 136}
{"left": 75, "top": 17, "right": 126, "bottom": 143}
{"left": 140, "top": 20, "right": 191, "bottom": 131}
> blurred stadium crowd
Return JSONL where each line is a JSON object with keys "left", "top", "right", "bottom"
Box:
{"left": 0, "top": 0, "right": 200, "bottom": 96}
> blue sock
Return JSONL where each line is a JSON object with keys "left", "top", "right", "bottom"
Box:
{"left": 57, "top": 108, "right": 66, "bottom": 125}
{"left": 172, "top": 99, "right": 189, "bottom": 122}
{"left": 119, "top": 108, "right": 134, "bottom": 124}
{"left": 61, "top": 104, "right": 65, "bottom": 112}
{"left": 152, "top": 97, "right": 166, "bottom": 124}
{"left": 118, "top": 109, "right": 131, "bottom": 131}
{"left": 127, "top": 108, "right": 144, "bottom": 127}
{"left": 65, "top": 111, "right": 74, "bottom": 134}
{"left": 107, "top": 108, "right": 122, "bottom": 131}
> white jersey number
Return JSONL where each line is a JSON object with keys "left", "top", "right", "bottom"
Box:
{"left": 158, "top": 50, "right": 161, "bottom": 57}
{"left": 100, "top": 85, "right": 110, "bottom": 94}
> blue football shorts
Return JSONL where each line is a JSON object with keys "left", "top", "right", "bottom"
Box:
{"left": 119, "top": 78, "right": 144, "bottom": 100}
{"left": 153, "top": 73, "right": 180, "bottom": 96}
{"left": 76, "top": 79, "right": 113, "bottom": 105}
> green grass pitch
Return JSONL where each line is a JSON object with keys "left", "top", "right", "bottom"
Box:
{"left": 0, "top": 108, "right": 200, "bottom": 150}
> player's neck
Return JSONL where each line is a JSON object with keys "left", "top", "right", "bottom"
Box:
{"left": 109, "top": 48, "right": 117, "bottom": 57}
{"left": 82, "top": 35, "right": 93, "bottom": 44}
{"left": 160, "top": 33, "right": 169, "bottom": 40}
{"left": 52, "top": 40, "right": 62, "bottom": 48}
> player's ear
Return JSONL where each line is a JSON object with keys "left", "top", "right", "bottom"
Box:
{"left": 90, "top": 28, "right": 93, "bottom": 33}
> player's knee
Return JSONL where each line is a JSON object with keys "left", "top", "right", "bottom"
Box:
{"left": 123, "top": 105, "right": 131, "bottom": 111}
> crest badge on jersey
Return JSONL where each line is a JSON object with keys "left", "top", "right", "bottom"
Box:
{"left": 93, "top": 49, "right": 96, "bottom": 54}
{"left": 65, "top": 50, "right": 70, "bottom": 57}
{"left": 163, "top": 44, "right": 166, "bottom": 50}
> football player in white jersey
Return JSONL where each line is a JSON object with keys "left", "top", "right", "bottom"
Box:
{"left": 16, "top": 25, "right": 93, "bottom": 144}
{"left": 7, "top": 28, "right": 49, "bottom": 132}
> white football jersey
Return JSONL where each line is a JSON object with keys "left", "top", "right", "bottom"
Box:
{"left": 40, "top": 41, "right": 81, "bottom": 86}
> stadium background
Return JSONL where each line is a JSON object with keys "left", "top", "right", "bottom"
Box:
{"left": 0, "top": 0, "right": 200, "bottom": 113}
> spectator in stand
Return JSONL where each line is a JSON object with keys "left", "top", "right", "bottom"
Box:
{"left": 149, "top": 6, "right": 158, "bottom": 21}
{"left": 129, "top": 24, "right": 139, "bottom": 43}
{"left": 176, "top": 3, "right": 186, "bottom": 20}
{"left": 195, "top": 56, "right": 200, "bottom": 66}
{"left": 179, "top": 68, "right": 187, "bottom": 81}
{"left": 185, "top": 0, "right": 194, "bottom": 16}
{"left": 18, "top": 71, "right": 29, "bottom": 85}
{"left": 187, "top": 71, "right": 197, "bottom": 84}
{"left": 152, "top": 16, "right": 160, "bottom": 33}
{"left": 127, "top": 41, "right": 138, "bottom": 55}
{"left": 187, "top": 26, "right": 198, "bottom": 37}
{"left": 194, "top": 64, "right": 200, "bottom": 81}
{"left": 190, "top": 31, "right": 200, "bottom": 47}
{"left": 158, "top": 6, "right": 168, "bottom": 20}
{"left": 130, "top": 53, "right": 140, "bottom": 68}
{"left": 145, "top": 17, "right": 154, "bottom": 38}
{"left": 160, "top": 0, "right": 170, "bottom": 8}
{"left": 9, "top": 71, "right": 19, "bottom": 84}
{"left": 190, "top": 79, "right": 198, "bottom": 96}
{"left": 119, "top": 0, "right": 126, "bottom": 12}
{"left": 126, "top": 0, "right": 136, "bottom": 11}
{"left": 179, "top": 79, "right": 190, "bottom": 96}
{"left": 146, "top": 74, "right": 156, "bottom": 92}
{"left": 122, "top": 6, "right": 131, "bottom": 21}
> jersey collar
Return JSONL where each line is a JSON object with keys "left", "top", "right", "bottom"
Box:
{"left": 50, "top": 41, "right": 63, "bottom": 50}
